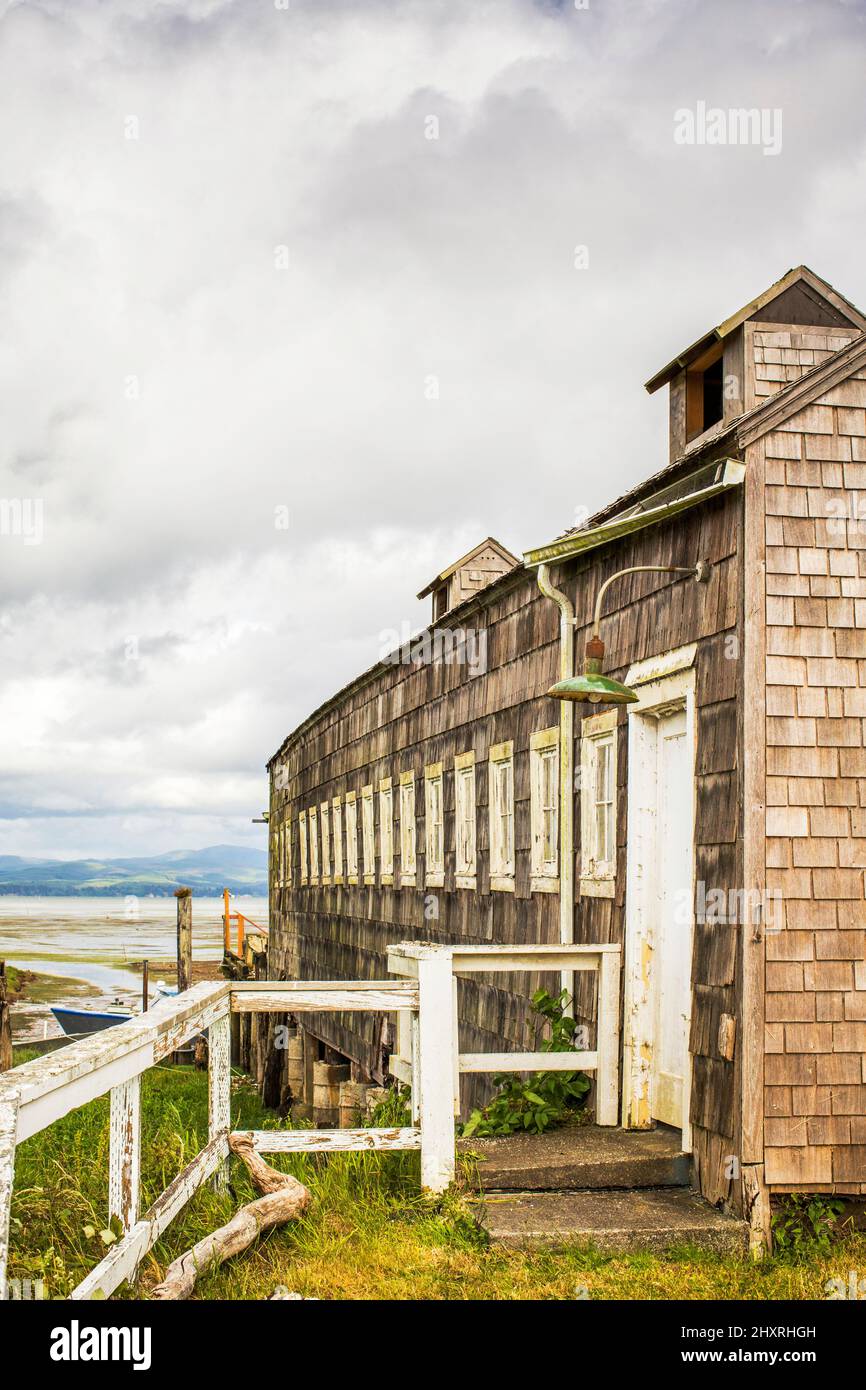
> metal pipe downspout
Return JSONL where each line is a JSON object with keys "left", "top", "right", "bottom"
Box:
{"left": 536, "top": 565, "right": 575, "bottom": 992}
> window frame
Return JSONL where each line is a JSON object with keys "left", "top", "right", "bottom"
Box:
{"left": 361, "top": 784, "right": 375, "bottom": 885}
{"left": 488, "top": 740, "right": 515, "bottom": 890}
{"left": 379, "top": 777, "right": 394, "bottom": 884}
{"left": 580, "top": 710, "right": 618, "bottom": 898}
{"left": 454, "top": 750, "right": 477, "bottom": 889}
{"left": 332, "top": 795, "right": 343, "bottom": 885}
{"left": 320, "top": 800, "right": 331, "bottom": 884}
{"left": 424, "top": 762, "right": 444, "bottom": 888}
{"left": 345, "top": 791, "right": 358, "bottom": 884}
{"left": 399, "top": 770, "right": 416, "bottom": 886}
{"left": 308, "top": 805, "right": 319, "bottom": 885}
{"left": 299, "top": 810, "right": 308, "bottom": 886}
{"left": 530, "top": 727, "right": 559, "bottom": 891}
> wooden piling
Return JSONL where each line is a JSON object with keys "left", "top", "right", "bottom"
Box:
{"left": 174, "top": 887, "right": 193, "bottom": 994}
{"left": 0, "top": 963, "right": 12, "bottom": 1073}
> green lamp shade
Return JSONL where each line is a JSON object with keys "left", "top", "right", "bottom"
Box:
{"left": 547, "top": 673, "right": 639, "bottom": 705}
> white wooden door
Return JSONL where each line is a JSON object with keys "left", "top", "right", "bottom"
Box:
{"left": 651, "top": 707, "right": 693, "bottom": 1128}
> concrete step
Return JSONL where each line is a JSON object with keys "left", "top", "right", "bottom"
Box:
{"left": 461, "top": 1124, "right": 691, "bottom": 1192}
{"left": 479, "top": 1187, "right": 747, "bottom": 1253}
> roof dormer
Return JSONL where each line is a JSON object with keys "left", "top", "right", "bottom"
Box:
{"left": 645, "top": 266, "right": 866, "bottom": 461}
{"left": 417, "top": 537, "right": 519, "bottom": 624}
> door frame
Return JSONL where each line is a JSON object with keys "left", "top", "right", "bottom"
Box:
{"left": 621, "top": 663, "right": 697, "bottom": 1150}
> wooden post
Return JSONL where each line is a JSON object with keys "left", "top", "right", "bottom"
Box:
{"left": 742, "top": 436, "right": 769, "bottom": 1253}
{"left": 0, "top": 964, "right": 12, "bottom": 1074}
{"left": 595, "top": 949, "right": 621, "bottom": 1126}
{"left": 209, "top": 1013, "right": 231, "bottom": 1192}
{"left": 108, "top": 1077, "right": 141, "bottom": 1235}
{"left": 416, "top": 948, "right": 455, "bottom": 1194}
{"left": 174, "top": 888, "right": 192, "bottom": 994}
{"left": 141, "top": 959, "right": 149, "bottom": 1016}
{"left": 0, "top": 1089, "right": 20, "bottom": 1303}
{"left": 223, "top": 888, "right": 231, "bottom": 955}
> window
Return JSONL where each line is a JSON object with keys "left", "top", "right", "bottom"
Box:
{"left": 399, "top": 771, "right": 416, "bottom": 885}
{"left": 308, "top": 806, "right": 319, "bottom": 884}
{"left": 580, "top": 710, "right": 617, "bottom": 897}
{"left": 361, "top": 784, "right": 375, "bottom": 884}
{"left": 424, "top": 762, "right": 444, "bottom": 887}
{"left": 433, "top": 582, "right": 450, "bottom": 622}
{"left": 454, "top": 751, "right": 476, "bottom": 888}
{"left": 278, "top": 814, "right": 292, "bottom": 887}
{"left": 488, "top": 741, "right": 514, "bottom": 889}
{"left": 299, "top": 810, "right": 308, "bottom": 885}
{"left": 345, "top": 792, "right": 358, "bottom": 883}
{"left": 379, "top": 778, "right": 394, "bottom": 883}
{"left": 320, "top": 801, "right": 330, "bottom": 883}
{"left": 332, "top": 796, "right": 343, "bottom": 883}
{"left": 531, "top": 728, "right": 559, "bottom": 889}
{"left": 686, "top": 343, "right": 724, "bottom": 442}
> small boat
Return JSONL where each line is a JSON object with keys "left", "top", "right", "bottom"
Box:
{"left": 50, "top": 1005, "right": 133, "bottom": 1038}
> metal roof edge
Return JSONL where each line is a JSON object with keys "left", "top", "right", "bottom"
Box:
{"left": 523, "top": 458, "right": 746, "bottom": 569}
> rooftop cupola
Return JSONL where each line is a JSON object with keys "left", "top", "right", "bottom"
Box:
{"left": 645, "top": 266, "right": 866, "bottom": 461}
{"left": 417, "top": 537, "right": 519, "bottom": 624}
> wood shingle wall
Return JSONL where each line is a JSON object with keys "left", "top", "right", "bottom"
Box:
{"left": 762, "top": 370, "right": 866, "bottom": 1193}
{"left": 270, "top": 486, "right": 745, "bottom": 1206}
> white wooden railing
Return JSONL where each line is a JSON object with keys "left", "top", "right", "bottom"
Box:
{"left": 0, "top": 941, "right": 620, "bottom": 1301}
{"left": 387, "top": 942, "right": 622, "bottom": 1128}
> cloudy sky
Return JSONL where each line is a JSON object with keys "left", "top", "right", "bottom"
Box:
{"left": 2, "top": 0, "right": 865, "bottom": 860}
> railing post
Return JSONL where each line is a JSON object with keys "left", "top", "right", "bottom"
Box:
{"left": 416, "top": 948, "right": 455, "bottom": 1194}
{"left": 108, "top": 1077, "right": 141, "bottom": 1234}
{"left": 223, "top": 888, "right": 231, "bottom": 954}
{"left": 595, "top": 949, "right": 621, "bottom": 1126}
{"left": 0, "top": 1088, "right": 19, "bottom": 1302}
{"left": 209, "top": 1011, "right": 231, "bottom": 1191}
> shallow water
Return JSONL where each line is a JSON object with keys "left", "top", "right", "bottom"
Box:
{"left": 0, "top": 895, "right": 268, "bottom": 1040}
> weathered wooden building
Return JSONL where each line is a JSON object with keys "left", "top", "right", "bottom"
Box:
{"left": 268, "top": 266, "right": 866, "bottom": 1223}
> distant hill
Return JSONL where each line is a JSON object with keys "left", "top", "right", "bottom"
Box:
{"left": 0, "top": 845, "right": 268, "bottom": 896}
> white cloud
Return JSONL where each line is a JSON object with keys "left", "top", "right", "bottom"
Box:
{"left": 2, "top": 0, "right": 865, "bottom": 855}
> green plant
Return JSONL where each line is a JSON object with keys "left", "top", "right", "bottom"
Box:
{"left": 368, "top": 1084, "right": 413, "bottom": 1128}
{"left": 772, "top": 1195, "right": 847, "bottom": 1256}
{"left": 461, "top": 989, "right": 591, "bottom": 1138}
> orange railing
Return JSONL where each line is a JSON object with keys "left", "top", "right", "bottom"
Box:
{"left": 222, "top": 888, "right": 268, "bottom": 957}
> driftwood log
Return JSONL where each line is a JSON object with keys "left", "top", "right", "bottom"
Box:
{"left": 150, "top": 1132, "right": 311, "bottom": 1299}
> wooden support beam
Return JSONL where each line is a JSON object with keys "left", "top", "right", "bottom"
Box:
{"left": 71, "top": 1133, "right": 230, "bottom": 1300}
{"left": 108, "top": 1076, "right": 141, "bottom": 1235}
{"left": 232, "top": 1127, "right": 420, "bottom": 1153}
{"left": 458, "top": 1050, "right": 598, "bottom": 1073}
{"left": 209, "top": 1014, "right": 231, "bottom": 1193}
{"left": 230, "top": 984, "right": 418, "bottom": 1013}
{"left": 595, "top": 948, "right": 621, "bottom": 1126}
{"left": 0, "top": 1089, "right": 19, "bottom": 1302}
{"left": 416, "top": 950, "right": 455, "bottom": 1193}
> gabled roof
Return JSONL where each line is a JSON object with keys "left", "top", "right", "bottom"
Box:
{"left": 526, "top": 326, "right": 866, "bottom": 569}
{"left": 644, "top": 265, "right": 866, "bottom": 395}
{"left": 416, "top": 536, "right": 519, "bottom": 600}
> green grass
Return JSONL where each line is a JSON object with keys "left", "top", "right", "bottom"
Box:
{"left": 8, "top": 1066, "right": 865, "bottom": 1301}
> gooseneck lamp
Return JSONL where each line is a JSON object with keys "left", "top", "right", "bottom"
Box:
{"left": 547, "top": 561, "right": 711, "bottom": 706}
